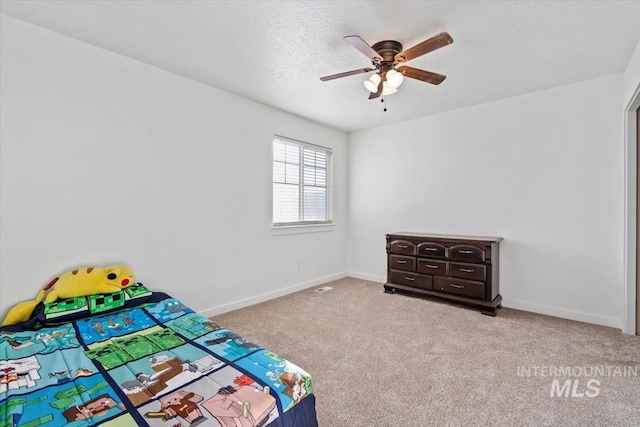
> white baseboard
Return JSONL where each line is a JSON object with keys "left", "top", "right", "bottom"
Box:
{"left": 198, "top": 271, "right": 348, "bottom": 318}
{"left": 197, "top": 270, "right": 621, "bottom": 330}
{"left": 350, "top": 271, "right": 622, "bottom": 329}
{"left": 351, "top": 271, "right": 621, "bottom": 329}
{"left": 347, "top": 271, "right": 386, "bottom": 283}
{"left": 502, "top": 298, "right": 621, "bottom": 329}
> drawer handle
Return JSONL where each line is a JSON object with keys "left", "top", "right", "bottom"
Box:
{"left": 459, "top": 250, "right": 473, "bottom": 254}
{"left": 397, "top": 245, "right": 409, "bottom": 249}
{"left": 450, "top": 284, "right": 464, "bottom": 289}
{"left": 426, "top": 265, "right": 439, "bottom": 269}
{"left": 423, "top": 247, "right": 437, "bottom": 251}
{"left": 404, "top": 276, "right": 415, "bottom": 281}
{"left": 397, "top": 260, "right": 407, "bottom": 264}
{"left": 460, "top": 268, "right": 474, "bottom": 273}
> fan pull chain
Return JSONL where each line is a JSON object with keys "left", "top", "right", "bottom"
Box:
{"left": 382, "top": 93, "right": 388, "bottom": 112}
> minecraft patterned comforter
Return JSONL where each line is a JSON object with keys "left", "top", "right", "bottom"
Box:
{"left": 0, "top": 284, "right": 317, "bottom": 427}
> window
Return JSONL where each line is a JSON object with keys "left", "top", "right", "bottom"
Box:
{"left": 272, "top": 136, "right": 333, "bottom": 227}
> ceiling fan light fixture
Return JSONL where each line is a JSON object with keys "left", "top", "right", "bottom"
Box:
{"left": 382, "top": 82, "right": 398, "bottom": 96}
{"left": 385, "top": 69, "right": 404, "bottom": 89}
{"left": 363, "top": 73, "right": 381, "bottom": 92}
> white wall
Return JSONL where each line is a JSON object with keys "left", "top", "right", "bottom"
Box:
{"left": 348, "top": 74, "right": 624, "bottom": 328}
{"left": 0, "top": 14, "right": 348, "bottom": 319}
{"left": 624, "top": 39, "right": 640, "bottom": 107}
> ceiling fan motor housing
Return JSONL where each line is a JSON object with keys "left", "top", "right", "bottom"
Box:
{"left": 371, "top": 40, "right": 403, "bottom": 63}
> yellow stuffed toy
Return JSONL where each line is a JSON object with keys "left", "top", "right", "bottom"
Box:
{"left": 2, "top": 266, "right": 135, "bottom": 326}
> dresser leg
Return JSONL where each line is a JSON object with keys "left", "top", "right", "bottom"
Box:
{"left": 384, "top": 285, "right": 395, "bottom": 294}
{"left": 481, "top": 308, "right": 497, "bottom": 317}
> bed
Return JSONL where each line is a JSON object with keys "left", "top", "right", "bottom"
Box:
{"left": 0, "top": 283, "right": 318, "bottom": 427}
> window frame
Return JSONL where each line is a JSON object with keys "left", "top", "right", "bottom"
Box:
{"left": 272, "top": 135, "right": 333, "bottom": 229}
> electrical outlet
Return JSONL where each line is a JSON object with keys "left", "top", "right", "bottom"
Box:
{"left": 296, "top": 260, "right": 301, "bottom": 270}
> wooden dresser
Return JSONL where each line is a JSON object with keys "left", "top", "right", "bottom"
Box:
{"left": 384, "top": 232, "right": 503, "bottom": 316}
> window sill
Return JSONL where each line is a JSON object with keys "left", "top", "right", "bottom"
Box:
{"left": 271, "top": 223, "right": 335, "bottom": 235}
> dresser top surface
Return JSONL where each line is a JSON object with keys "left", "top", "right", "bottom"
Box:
{"left": 387, "top": 232, "right": 504, "bottom": 243}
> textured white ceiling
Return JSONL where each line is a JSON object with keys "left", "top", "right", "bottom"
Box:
{"left": 1, "top": 1, "right": 639, "bottom": 132}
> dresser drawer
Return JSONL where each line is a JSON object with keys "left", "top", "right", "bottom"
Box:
{"left": 434, "top": 277, "right": 485, "bottom": 299}
{"left": 389, "top": 240, "right": 416, "bottom": 255}
{"left": 389, "top": 255, "right": 415, "bottom": 272}
{"left": 417, "top": 242, "right": 446, "bottom": 258}
{"left": 449, "top": 262, "right": 486, "bottom": 281}
{"left": 390, "top": 271, "right": 433, "bottom": 291}
{"left": 417, "top": 259, "right": 447, "bottom": 276}
{"left": 449, "top": 245, "right": 485, "bottom": 262}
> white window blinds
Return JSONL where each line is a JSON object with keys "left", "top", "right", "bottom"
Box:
{"left": 273, "top": 136, "right": 333, "bottom": 226}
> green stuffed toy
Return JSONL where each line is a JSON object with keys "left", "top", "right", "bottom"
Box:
{"left": 2, "top": 265, "right": 135, "bottom": 326}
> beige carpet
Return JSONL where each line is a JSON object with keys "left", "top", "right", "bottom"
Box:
{"left": 211, "top": 278, "right": 640, "bottom": 426}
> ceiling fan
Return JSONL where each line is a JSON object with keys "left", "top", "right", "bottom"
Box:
{"left": 320, "top": 32, "right": 453, "bottom": 99}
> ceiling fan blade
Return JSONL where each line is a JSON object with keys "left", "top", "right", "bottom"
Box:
{"left": 344, "top": 35, "right": 383, "bottom": 63}
{"left": 394, "top": 32, "right": 453, "bottom": 63}
{"left": 368, "top": 79, "right": 383, "bottom": 99}
{"left": 320, "top": 68, "right": 373, "bottom": 81}
{"left": 397, "top": 66, "right": 447, "bottom": 85}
